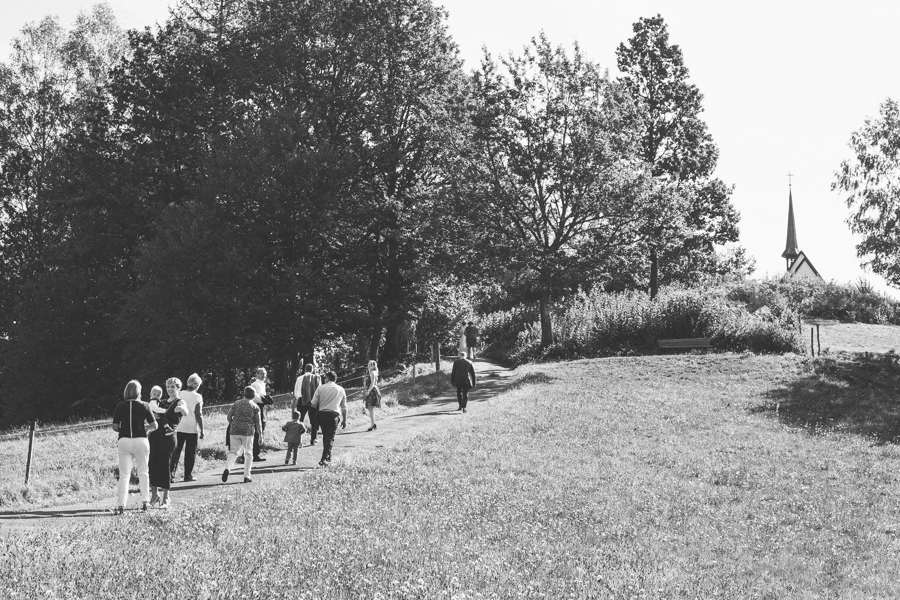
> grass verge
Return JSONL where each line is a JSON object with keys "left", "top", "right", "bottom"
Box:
{"left": 4, "top": 353, "right": 900, "bottom": 598}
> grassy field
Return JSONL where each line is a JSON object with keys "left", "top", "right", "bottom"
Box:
{"left": 4, "top": 351, "right": 900, "bottom": 597}
{"left": 804, "top": 320, "right": 900, "bottom": 355}
{"left": 0, "top": 361, "right": 453, "bottom": 509}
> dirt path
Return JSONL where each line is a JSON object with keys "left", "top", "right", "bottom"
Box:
{"left": 0, "top": 360, "right": 514, "bottom": 531}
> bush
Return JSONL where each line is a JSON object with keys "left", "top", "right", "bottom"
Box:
{"left": 725, "top": 278, "right": 900, "bottom": 325}
{"left": 507, "top": 285, "right": 803, "bottom": 363}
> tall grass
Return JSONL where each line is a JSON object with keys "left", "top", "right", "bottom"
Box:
{"left": 4, "top": 354, "right": 900, "bottom": 598}
{"left": 513, "top": 286, "right": 802, "bottom": 361}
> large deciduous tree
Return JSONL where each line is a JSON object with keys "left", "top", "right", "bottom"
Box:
{"left": 464, "top": 34, "right": 645, "bottom": 347}
{"left": 616, "top": 15, "right": 741, "bottom": 298}
{"left": 834, "top": 98, "right": 900, "bottom": 286}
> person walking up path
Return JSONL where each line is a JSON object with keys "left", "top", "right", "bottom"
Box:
{"left": 363, "top": 360, "right": 381, "bottom": 431}
{"left": 310, "top": 371, "right": 347, "bottom": 467}
{"left": 223, "top": 386, "right": 263, "bottom": 483}
{"left": 282, "top": 411, "right": 306, "bottom": 465}
{"left": 293, "top": 364, "right": 321, "bottom": 446}
{"left": 171, "top": 373, "right": 204, "bottom": 482}
{"left": 450, "top": 352, "right": 477, "bottom": 412}
{"left": 111, "top": 380, "right": 158, "bottom": 515}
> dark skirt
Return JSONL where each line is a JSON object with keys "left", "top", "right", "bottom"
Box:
{"left": 148, "top": 428, "right": 176, "bottom": 489}
{"left": 364, "top": 387, "right": 381, "bottom": 408}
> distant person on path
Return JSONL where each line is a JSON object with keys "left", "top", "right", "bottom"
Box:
{"left": 310, "top": 371, "right": 347, "bottom": 467}
{"left": 464, "top": 321, "right": 479, "bottom": 359}
{"left": 223, "top": 386, "right": 263, "bottom": 483}
{"left": 458, "top": 324, "right": 467, "bottom": 356}
{"left": 450, "top": 352, "right": 476, "bottom": 413}
{"left": 364, "top": 360, "right": 381, "bottom": 431}
{"left": 171, "top": 372, "right": 204, "bottom": 482}
{"left": 282, "top": 410, "right": 306, "bottom": 465}
{"left": 250, "top": 367, "right": 271, "bottom": 461}
{"left": 149, "top": 378, "right": 186, "bottom": 509}
{"left": 293, "top": 364, "right": 321, "bottom": 445}
{"left": 111, "top": 380, "right": 157, "bottom": 514}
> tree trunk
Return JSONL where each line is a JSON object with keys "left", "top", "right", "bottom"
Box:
{"left": 649, "top": 246, "right": 659, "bottom": 300}
{"left": 433, "top": 340, "right": 441, "bottom": 372}
{"left": 382, "top": 321, "right": 401, "bottom": 365}
{"left": 539, "top": 292, "right": 553, "bottom": 347}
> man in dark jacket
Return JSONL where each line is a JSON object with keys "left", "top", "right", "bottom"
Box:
{"left": 464, "top": 322, "right": 478, "bottom": 359}
{"left": 450, "top": 351, "right": 476, "bottom": 413}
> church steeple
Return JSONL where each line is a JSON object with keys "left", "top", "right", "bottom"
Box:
{"left": 781, "top": 184, "right": 800, "bottom": 270}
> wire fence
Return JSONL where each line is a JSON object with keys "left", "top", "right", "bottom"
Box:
{"left": 0, "top": 357, "right": 454, "bottom": 484}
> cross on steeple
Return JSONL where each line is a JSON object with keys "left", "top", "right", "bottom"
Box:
{"left": 781, "top": 179, "right": 800, "bottom": 269}
{"left": 787, "top": 172, "right": 794, "bottom": 187}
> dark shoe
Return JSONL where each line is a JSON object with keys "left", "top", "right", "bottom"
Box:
{"left": 253, "top": 456, "right": 265, "bottom": 462}
{"left": 184, "top": 475, "right": 197, "bottom": 482}
{"left": 142, "top": 501, "right": 149, "bottom": 511}
{"left": 310, "top": 440, "right": 317, "bottom": 446}
{"left": 244, "top": 476, "right": 253, "bottom": 483}
{"left": 292, "top": 461, "right": 297, "bottom": 466}
{"left": 221, "top": 469, "right": 229, "bottom": 483}
{"left": 236, "top": 456, "right": 245, "bottom": 464}
{"left": 367, "top": 424, "right": 376, "bottom": 431}
{"left": 462, "top": 408, "right": 467, "bottom": 413}
{"left": 113, "top": 506, "right": 124, "bottom": 516}
{"left": 284, "top": 460, "right": 289, "bottom": 465}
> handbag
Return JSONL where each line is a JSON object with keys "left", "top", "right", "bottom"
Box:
{"left": 262, "top": 394, "right": 274, "bottom": 406}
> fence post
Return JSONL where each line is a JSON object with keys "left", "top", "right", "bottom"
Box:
{"left": 411, "top": 361, "right": 416, "bottom": 383}
{"left": 24, "top": 419, "right": 36, "bottom": 484}
{"left": 433, "top": 340, "right": 440, "bottom": 373}
{"left": 810, "top": 327, "right": 815, "bottom": 357}
{"left": 816, "top": 324, "right": 821, "bottom": 356}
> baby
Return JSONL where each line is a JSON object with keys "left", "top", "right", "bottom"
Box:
{"left": 282, "top": 410, "right": 307, "bottom": 465}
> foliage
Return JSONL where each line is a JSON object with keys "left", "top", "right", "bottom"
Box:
{"left": 463, "top": 33, "right": 645, "bottom": 346}
{"left": 834, "top": 98, "right": 900, "bottom": 286}
{"left": 726, "top": 277, "right": 900, "bottom": 325}
{"left": 510, "top": 285, "right": 802, "bottom": 362}
{"left": 616, "top": 15, "right": 742, "bottom": 297}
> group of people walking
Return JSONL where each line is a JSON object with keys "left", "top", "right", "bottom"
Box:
{"left": 110, "top": 374, "right": 205, "bottom": 514}
{"left": 111, "top": 360, "right": 383, "bottom": 512}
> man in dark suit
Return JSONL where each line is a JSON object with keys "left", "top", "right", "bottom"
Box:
{"left": 450, "top": 351, "right": 476, "bottom": 413}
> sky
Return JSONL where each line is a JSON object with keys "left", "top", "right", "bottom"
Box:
{"left": 3, "top": 0, "right": 900, "bottom": 296}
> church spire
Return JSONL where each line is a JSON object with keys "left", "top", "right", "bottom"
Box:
{"left": 781, "top": 182, "right": 800, "bottom": 269}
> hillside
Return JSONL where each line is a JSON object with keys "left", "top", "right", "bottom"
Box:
{"left": 4, "top": 352, "right": 900, "bottom": 597}
{"left": 805, "top": 320, "right": 900, "bottom": 355}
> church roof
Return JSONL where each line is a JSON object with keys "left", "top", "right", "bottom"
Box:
{"left": 781, "top": 188, "right": 800, "bottom": 260}
{"left": 788, "top": 250, "right": 822, "bottom": 279}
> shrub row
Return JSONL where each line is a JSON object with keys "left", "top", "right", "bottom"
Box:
{"left": 502, "top": 286, "right": 803, "bottom": 362}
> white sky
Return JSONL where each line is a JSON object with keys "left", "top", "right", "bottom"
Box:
{"left": 3, "top": 0, "right": 900, "bottom": 296}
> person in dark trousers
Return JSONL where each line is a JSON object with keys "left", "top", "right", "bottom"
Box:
{"left": 450, "top": 351, "right": 476, "bottom": 412}
{"left": 293, "top": 364, "right": 321, "bottom": 445}
{"left": 310, "top": 371, "right": 347, "bottom": 467}
{"left": 464, "top": 321, "right": 479, "bottom": 359}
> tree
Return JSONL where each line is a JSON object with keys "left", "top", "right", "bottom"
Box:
{"left": 834, "top": 98, "right": 900, "bottom": 286}
{"left": 464, "top": 34, "right": 646, "bottom": 347}
{"left": 616, "top": 15, "right": 741, "bottom": 298}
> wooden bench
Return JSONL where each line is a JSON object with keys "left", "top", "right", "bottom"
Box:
{"left": 657, "top": 337, "right": 712, "bottom": 351}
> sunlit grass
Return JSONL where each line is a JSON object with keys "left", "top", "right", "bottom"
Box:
{"left": 0, "top": 361, "right": 453, "bottom": 509}
{"left": 5, "top": 353, "right": 900, "bottom": 597}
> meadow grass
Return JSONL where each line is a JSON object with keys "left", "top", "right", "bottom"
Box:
{"left": 4, "top": 353, "right": 900, "bottom": 598}
{"left": 0, "top": 361, "right": 453, "bottom": 509}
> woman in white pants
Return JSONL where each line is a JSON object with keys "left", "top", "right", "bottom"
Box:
{"left": 111, "top": 380, "right": 158, "bottom": 514}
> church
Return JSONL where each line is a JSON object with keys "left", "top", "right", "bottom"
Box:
{"left": 781, "top": 184, "right": 823, "bottom": 282}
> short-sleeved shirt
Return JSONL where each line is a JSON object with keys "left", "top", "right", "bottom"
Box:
{"left": 112, "top": 400, "right": 156, "bottom": 439}
{"left": 176, "top": 390, "right": 203, "bottom": 434}
{"left": 311, "top": 382, "right": 347, "bottom": 414}
{"left": 229, "top": 398, "right": 260, "bottom": 437}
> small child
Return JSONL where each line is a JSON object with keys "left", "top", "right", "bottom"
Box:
{"left": 282, "top": 410, "right": 307, "bottom": 465}
{"left": 150, "top": 386, "right": 163, "bottom": 402}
